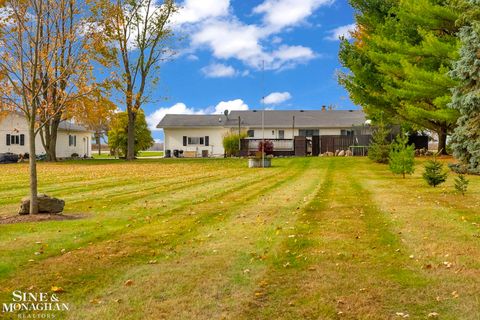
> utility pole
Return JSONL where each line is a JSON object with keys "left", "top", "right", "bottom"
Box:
{"left": 261, "top": 60, "right": 265, "bottom": 168}
{"left": 238, "top": 116, "right": 241, "bottom": 156}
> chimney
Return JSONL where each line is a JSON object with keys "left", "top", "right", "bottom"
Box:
{"left": 321, "top": 105, "right": 326, "bottom": 112}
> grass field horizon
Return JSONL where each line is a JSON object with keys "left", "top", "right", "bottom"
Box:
{"left": 0, "top": 157, "right": 479, "bottom": 319}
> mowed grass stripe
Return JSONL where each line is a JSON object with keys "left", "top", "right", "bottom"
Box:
{"left": 0, "top": 161, "right": 249, "bottom": 209}
{"left": 353, "top": 159, "right": 480, "bottom": 318}
{"left": 0, "top": 160, "right": 296, "bottom": 282}
{"left": 66, "top": 158, "right": 322, "bottom": 319}
{"left": 236, "top": 158, "right": 435, "bottom": 319}
{"left": 0, "top": 158, "right": 302, "bottom": 308}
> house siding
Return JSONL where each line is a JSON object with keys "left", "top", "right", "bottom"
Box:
{"left": 0, "top": 113, "right": 92, "bottom": 158}
{"left": 164, "top": 127, "right": 228, "bottom": 158}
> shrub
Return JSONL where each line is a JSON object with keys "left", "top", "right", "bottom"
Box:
{"left": 454, "top": 174, "right": 469, "bottom": 195}
{"left": 258, "top": 140, "right": 274, "bottom": 155}
{"left": 71, "top": 153, "right": 79, "bottom": 158}
{"left": 368, "top": 122, "right": 391, "bottom": 164}
{"left": 423, "top": 154, "right": 448, "bottom": 187}
{"left": 223, "top": 132, "right": 247, "bottom": 157}
{"left": 389, "top": 131, "right": 415, "bottom": 178}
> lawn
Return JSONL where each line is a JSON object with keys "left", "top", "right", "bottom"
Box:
{"left": 92, "top": 151, "right": 164, "bottom": 159}
{"left": 0, "top": 157, "right": 479, "bottom": 319}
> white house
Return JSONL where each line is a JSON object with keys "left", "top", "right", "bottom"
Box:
{"left": 157, "top": 109, "right": 369, "bottom": 157}
{"left": 0, "top": 112, "right": 92, "bottom": 158}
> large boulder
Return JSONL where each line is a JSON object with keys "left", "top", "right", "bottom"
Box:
{"left": 18, "top": 194, "right": 65, "bottom": 215}
{"left": 338, "top": 150, "right": 346, "bottom": 157}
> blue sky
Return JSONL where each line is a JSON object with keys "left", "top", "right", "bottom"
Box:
{"left": 141, "top": 0, "right": 357, "bottom": 141}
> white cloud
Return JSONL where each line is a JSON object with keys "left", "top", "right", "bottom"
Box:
{"left": 146, "top": 102, "right": 206, "bottom": 130}
{"left": 253, "top": 0, "right": 334, "bottom": 31}
{"left": 180, "top": 0, "right": 330, "bottom": 71}
{"left": 214, "top": 99, "right": 249, "bottom": 114}
{"left": 171, "top": 0, "right": 230, "bottom": 25}
{"left": 201, "top": 63, "right": 237, "bottom": 78}
{"left": 326, "top": 23, "right": 356, "bottom": 41}
{"left": 262, "top": 92, "right": 292, "bottom": 105}
{"left": 186, "top": 54, "right": 199, "bottom": 61}
{"left": 192, "top": 19, "right": 265, "bottom": 68}
{"left": 191, "top": 19, "right": 316, "bottom": 70}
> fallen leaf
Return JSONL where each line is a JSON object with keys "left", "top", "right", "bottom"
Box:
{"left": 124, "top": 279, "right": 134, "bottom": 287}
{"left": 51, "top": 286, "right": 64, "bottom": 293}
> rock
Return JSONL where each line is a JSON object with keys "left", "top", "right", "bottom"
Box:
{"left": 345, "top": 150, "right": 353, "bottom": 157}
{"left": 338, "top": 150, "right": 346, "bottom": 157}
{"left": 18, "top": 194, "right": 65, "bottom": 215}
{"left": 335, "top": 150, "right": 340, "bottom": 156}
{"left": 323, "top": 152, "right": 334, "bottom": 157}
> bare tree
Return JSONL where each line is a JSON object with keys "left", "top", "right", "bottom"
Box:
{"left": 91, "top": 0, "right": 177, "bottom": 160}
{"left": 0, "top": 0, "right": 93, "bottom": 213}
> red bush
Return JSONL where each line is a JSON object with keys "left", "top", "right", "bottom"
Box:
{"left": 258, "top": 140, "right": 274, "bottom": 155}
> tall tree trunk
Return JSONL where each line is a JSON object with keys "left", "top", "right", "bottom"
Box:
{"left": 28, "top": 120, "right": 39, "bottom": 215}
{"left": 47, "top": 117, "right": 60, "bottom": 161}
{"left": 126, "top": 109, "right": 136, "bottom": 161}
{"left": 47, "top": 134, "right": 57, "bottom": 161}
{"left": 41, "top": 116, "right": 60, "bottom": 161}
{"left": 437, "top": 129, "right": 448, "bottom": 155}
{"left": 96, "top": 133, "right": 101, "bottom": 156}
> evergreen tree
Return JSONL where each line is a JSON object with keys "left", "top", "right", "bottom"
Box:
{"left": 340, "top": 0, "right": 461, "bottom": 153}
{"left": 389, "top": 131, "right": 415, "bottom": 178}
{"left": 368, "top": 121, "right": 391, "bottom": 164}
{"left": 423, "top": 153, "right": 448, "bottom": 187}
{"left": 454, "top": 174, "right": 469, "bottom": 195}
{"left": 449, "top": 0, "right": 480, "bottom": 173}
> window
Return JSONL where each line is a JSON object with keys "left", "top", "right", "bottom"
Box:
{"left": 247, "top": 130, "right": 254, "bottom": 138}
{"left": 6, "top": 134, "right": 24, "bottom": 146}
{"left": 187, "top": 137, "right": 204, "bottom": 145}
{"left": 69, "top": 135, "right": 77, "bottom": 147}
{"left": 278, "top": 130, "right": 285, "bottom": 139}
{"left": 341, "top": 130, "right": 354, "bottom": 136}
{"left": 298, "top": 129, "right": 319, "bottom": 137}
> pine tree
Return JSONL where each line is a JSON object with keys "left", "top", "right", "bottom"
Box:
{"left": 449, "top": 0, "right": 480, "bottom": 173}
{"left": 340, "top": 0, "right": 461, "bottom": 154}
{"left": 368, "top": 122, "right": 391, "bottom": 164}
{"left": 454, "top": 174, "right": 469, "bottom": 195}
{"left": 389, "top": 131, "right": 415, "bottom": 178}
{"left": 423, "top": 153, "right": 448, "bottom": 187}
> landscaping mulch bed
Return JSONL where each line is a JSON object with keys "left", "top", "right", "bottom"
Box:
{"left": 0, "top": 213, "right": 83, "bottom": 225}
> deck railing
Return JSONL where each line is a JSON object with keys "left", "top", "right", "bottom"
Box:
{"left": 245, "top": 139, "right": 294, "bottom": 151}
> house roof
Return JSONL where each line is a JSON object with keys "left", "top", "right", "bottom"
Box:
{"left": 58, "top": 121, "right": 92, "bottom": 133}
{"left": 157, "top": 110, "right": 367, "bottom": 129}
{"left": 158, "top": 114, "right": 227, "bottom": 128}
{"left": 1, "top": 111, "right": 92, "bottom": 132}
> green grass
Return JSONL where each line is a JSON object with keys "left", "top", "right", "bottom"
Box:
{"left": 0, "top": 157, "right": 479, "bottom": 319}
{"left": 92, "top": 151, "right": 163, "bottom": 159}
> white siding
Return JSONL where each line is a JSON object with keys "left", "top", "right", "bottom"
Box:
{"left": 164, "top": 127, "right": 228, "bottom": 158}
{"left": 246, "top": 127, "right": 345, "bottom": 139}
{"left": 0, "top": 113, "right": 92, "bottom": 158}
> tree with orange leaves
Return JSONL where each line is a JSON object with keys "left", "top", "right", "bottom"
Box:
{"left": 0, "top": 0, "right": 96, "bottom": 214}
{"left": 90, "top": 0, "right": 178, "bottom": 161}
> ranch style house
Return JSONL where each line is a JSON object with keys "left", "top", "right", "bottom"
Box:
{"left": 157, "top": 108, "right": 371, "bottom": 158}
{"left": 0, "top": 112, "right": 93, "bottom": 158}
